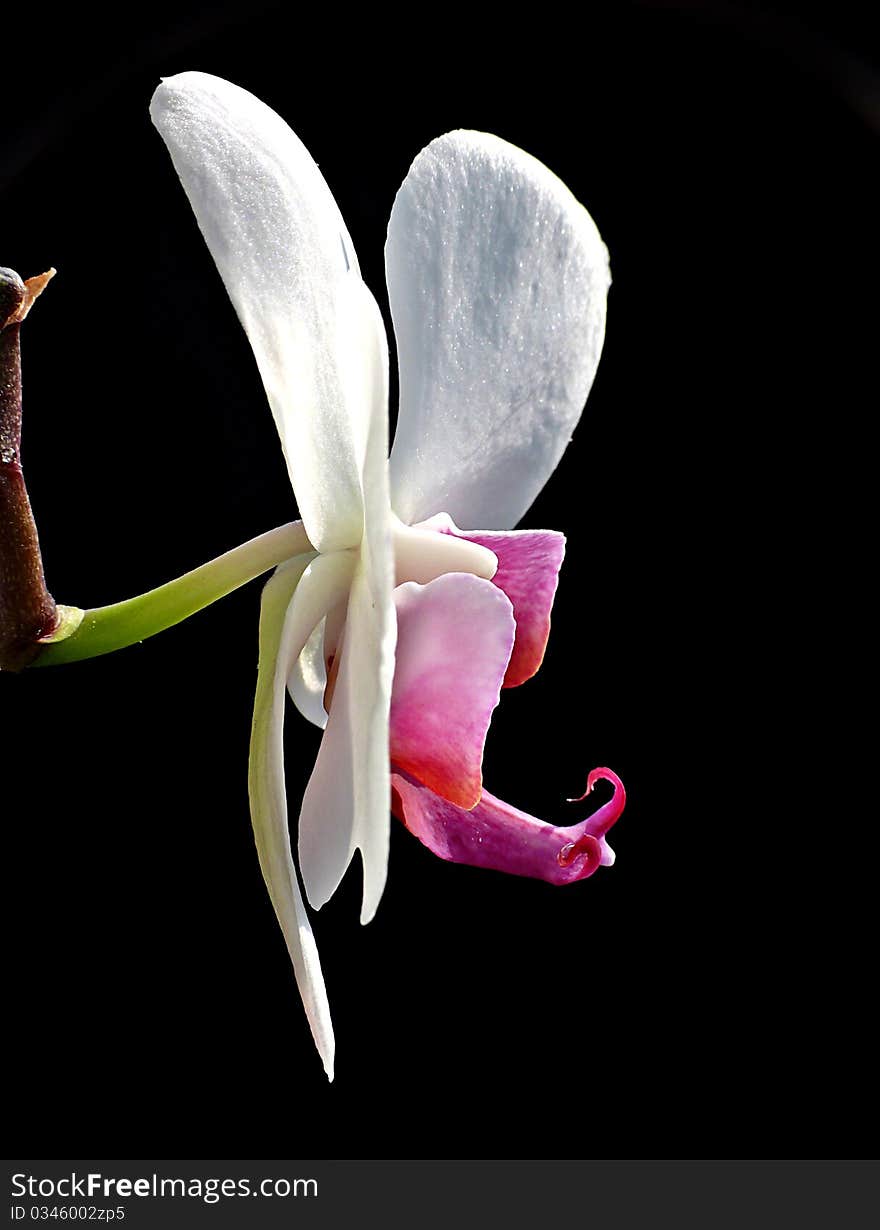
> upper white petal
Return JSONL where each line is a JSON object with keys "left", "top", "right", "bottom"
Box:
{"left": 150, "top": 71, "right": 386, "bottom": 552}
{"left": 386, "top": 129, "right": 610, "bottom": 530}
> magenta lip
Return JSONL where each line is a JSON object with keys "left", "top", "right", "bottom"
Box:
{"left": 392, "top": 765, "right": 626, "bottom": 886}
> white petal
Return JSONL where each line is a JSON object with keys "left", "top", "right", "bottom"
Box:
{"left": 287, "top": 592, "right": 348, "bottom": 730}
{"left": 248, "top": 549, "right": 356, "bottom": 1079}
{"left": 299, "top": 293, "right": 397, "bottom": 924}
{"left": 287, "top": 620, "right": 329, "bottom": 731}
{"left": 150, "top": 72, "right": 386, "bottom": 552}
{"left": 297, "top": 563, "right": 396, "bottom": 923}
{"left": 386, "top": 130, "right": 610, "bottom": 530}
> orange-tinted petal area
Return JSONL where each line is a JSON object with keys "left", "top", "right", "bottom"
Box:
{"left": 389, "top": 573, "right": 515, "bottom": 809}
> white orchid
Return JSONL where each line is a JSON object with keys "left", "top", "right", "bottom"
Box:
{"left": 150, "top": 71, "right": 623, "bottom": 1080}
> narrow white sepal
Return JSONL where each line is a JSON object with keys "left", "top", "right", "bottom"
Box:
{"left": 249, "top": 550, "right": 357, "bottom": 1079}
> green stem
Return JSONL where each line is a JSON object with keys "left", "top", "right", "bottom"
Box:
{"left": 33, "top": 521, "right": 313, "bottom": 666}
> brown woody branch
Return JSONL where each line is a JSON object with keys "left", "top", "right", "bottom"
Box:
{"left": 0, "top": 266, "right": 58, "bottom": 671}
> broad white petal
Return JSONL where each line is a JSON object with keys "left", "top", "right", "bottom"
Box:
{"left": 151, "top": 71, "right": 386, "bottom": 552}
{"left": 299, "top": 293, "right": 397, "bottom": 924}
{"left": 386, "top": 130, "right": 610, "bottom": 530}
{"left": 248, "top": 549, "right": 356, "bottom": 1079}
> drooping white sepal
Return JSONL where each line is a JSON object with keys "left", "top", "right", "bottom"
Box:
{"left": 248, "top": 551, "right": 358, "bottom": 1079}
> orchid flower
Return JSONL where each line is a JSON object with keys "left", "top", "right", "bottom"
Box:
{"left": 150, "top": 72, "right": 624, "bottom": 1080}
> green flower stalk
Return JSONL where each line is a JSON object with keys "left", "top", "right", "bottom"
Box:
{"left": 35, "top": 520, "right": 312, "bottom": 666}
{"left": 0, "top": 263, "right": 312, "bottom": 671}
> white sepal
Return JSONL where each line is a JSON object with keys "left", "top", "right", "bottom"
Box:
{"left": 248, "top": 550, "right": 358, "bottom": 1079}
{"left": 151, "top": 71, "right": 387, "bottom": 553}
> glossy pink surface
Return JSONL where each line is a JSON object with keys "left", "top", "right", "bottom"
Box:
{"left": 389, "top": 573, "right": 515, "bottom": 809}
{"left": 417, "top": 514, "right": 565, "bottom": 687}
{"left": 392, "top": 767, "right": 626, "bottom": 885}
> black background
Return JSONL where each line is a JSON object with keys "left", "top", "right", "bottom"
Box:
{"left": 2, "top": 2, "right": 876, "bottom": 1159}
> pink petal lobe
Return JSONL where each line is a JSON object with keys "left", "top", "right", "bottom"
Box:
{"left": 417, "top": 514, "right": 565, "bottom": 687}
{"left": 389, "top": 574, "right": 516, "bottom": 811}
{"left": 391, "top": 767, "right": 626, "bottom": 885}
